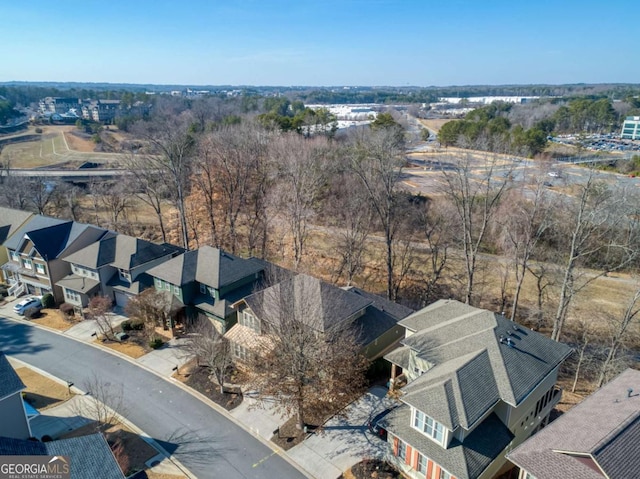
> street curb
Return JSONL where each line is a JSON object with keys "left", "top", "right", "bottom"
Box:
{"left": 2, "top": 309, "right": 312, "bottom": 479}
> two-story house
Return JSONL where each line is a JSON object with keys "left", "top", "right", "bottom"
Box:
{"left": 56, "top": 233, "right": 183, "bottom": 309}
{"left": 1, "top": 216, "right": 108, "bottom": 302}
{"left": 0, "top": 352, "right": 31, "bottom": 440}
{"left": 146, "top": 246, "right": 265, "bottom": 333}
{"left": 507, "top": 368, "right": 640, "bottom": 479}
{"left": 0, "top": 207, "right": 33, "bottom": 284}
{"left": 226, "top": 274, "right": 414, "bottom": 363}
{"left": 379, "top": 299, "right": 573, "bottom": 479}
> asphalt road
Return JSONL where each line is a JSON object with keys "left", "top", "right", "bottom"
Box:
{"left": 0, "top": 316, "right": 306, "bottom": 479}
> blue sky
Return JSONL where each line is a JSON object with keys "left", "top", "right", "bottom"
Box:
{"left": 1, "top": 0, "right": 638, "bottom": 87}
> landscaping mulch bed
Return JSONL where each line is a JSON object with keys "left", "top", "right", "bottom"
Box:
{"left": 270, "top": 415, "right": 322, "bottom": 451}
{"left": 176, "top": 364, "right": 243, "bottom": 411}
{"left": 339, "top": 459, "right": 402, "bottom": 479}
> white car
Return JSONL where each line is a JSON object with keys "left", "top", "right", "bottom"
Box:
{"left": 13, "top": 297, "right": 43, "bottom": 316}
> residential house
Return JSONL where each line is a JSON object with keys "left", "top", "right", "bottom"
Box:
{"left": 57, "top": 233, "right": 183, "bottom": 309}
{"left": 507, "top": 368, "right": 640, "bottom": 479}
{"left": 146, "top": 245, "right": 265, "bottom": 333}
{"left": 0, "top": 207, "right": 33, "bottom": 284}
{"left": 226, "top": 274, "right": 413, "bottom": 363}
{"left": 0, "top": 434, "right": 125, "bottom": 479}
{"left": 1, "top": 216, "right": 108, "bottom": 302}
{"left": 379, "top": 299, "right": 573, "bottom": 479}
{"left": 0, "top": 352, "right": 31, "bottom": 440}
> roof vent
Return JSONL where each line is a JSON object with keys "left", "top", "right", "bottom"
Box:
{"left": 628, "top": 388, "right": 634, "bottom": 398}
{"left": 507, "top": 330, "right": 513, "bottom": 336}
{"left": 513, "top": 324, "right": 519, "bottom": 332}
{"left": 506, "top": 338, "right": 515, "bottom": 348}
{"left": 499, "top": 335, "right": 505, "bottom": 344}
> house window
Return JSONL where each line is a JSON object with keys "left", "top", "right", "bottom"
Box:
{"left": 397, "top": 440, "right": 407, "bottom": 461}
{"left": 417, "top": 453, "right": 427, "bottom": 474}
{"left": 155, "top": 278, "right": 162, "bottom": 289}
{"left": 522, "top": 472, "right": 537, "bottom": 479}
{"left": 233, "top": 343, "right": 248, "bottom": 361}
{"left": 119, "top": 269, "right": 131, "bottom": 282}
{"left": 173, "top": 284, "right": 180, "bottom": 295}
{"left": 10, "top": 251, "right": 19, "bottom": 262}
{"left": 65, "top": 288, "right": 81, "bottom": 303}
{"left": 413, "top": 410, "right": 445, "bottom": 445}
{"left": 22, "top": 258, "right": 33, "bottom": 270}
{"left": 199, "top": 283, "right": 208, "bottom": 295}
{"left": 36, "top": 263, "right": 46, "bottom": 275}
{"left": 439, "top": 468, "right": 452, "bottom": 479}
{"left": 241, "top": 310, "right": 259, "bottom": 332}
{"left": 165, "top": 282, "right": 171, "bottom": 291}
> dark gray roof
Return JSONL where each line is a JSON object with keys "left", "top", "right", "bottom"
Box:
{"left": 63, "top": 233, "right": 181, "bottom": 270}
{"left": 146, "top": 245, "right": 263, "bottom": 288}
{"left": 3, "top": 215, "right": 67, "bottom": 251}
{"left": 0, "top": 433, "right": 124, "bottom": 479}
{"left": 0, "top": 207, "right": 33, "bottom": 244}
{"left": 379, "top": 406, "right": 513, "bottom": 479}
{"left": 4, "top": 216, "right": 107, "bottom": 261}
{"left": 397, "top": 301, "right": 572, "bottom": 426}
{"left": 346, "top": 287, "right": 414, "bottom": 345}
{"left": 507, "top": 368, "right": 640, "bottom": 479}
{"left": 243, "top": 274, "right": 372, "bottom": 333}
{"left": 0, "top": 352, "right": 25, "bottom": 399}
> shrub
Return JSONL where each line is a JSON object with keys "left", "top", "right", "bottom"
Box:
{"left": 35, "top": 127, "right": 43, "bottom": 134}
{"left": 41, "top": 293, "right": 55, "bottom": 309}
{"left": 59, "top": 303, "right": 75, "bottom": 316}
{"left": 24, "top": 307, "right": 42, "bottom": 319}
{"left": 131, "top": 321, "right": 145, "bottom": 331}
{"left": 121, "top": 320, "right": 132, "bottom": 331}
{"left": 149, "top": 338, "right": 164, "bottom": 349}
{"left": 0, "top": 287, "right": 7, "bottom": 298}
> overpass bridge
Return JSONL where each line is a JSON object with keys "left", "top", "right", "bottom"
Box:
{"left": 556, "top": 153, "right": 634, "bottom": 165}
{"left": 0, "top": 167, "right": 132, "bottom": 183}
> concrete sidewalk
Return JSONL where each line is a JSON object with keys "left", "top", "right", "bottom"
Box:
{"left": 230, "top": 391, "right": 290, "bottom": 442}
{"left": 136, "top": 337, "right": 191, "bottom": 376}
{"left": 64, "top": 311, "right": 128, "bottom": 341}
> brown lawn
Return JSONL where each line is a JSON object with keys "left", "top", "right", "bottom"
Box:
{"left": 98, "top": 339, "right": 148, "bottom": 359}
{"left": 31, "top": 309, "right": 78, "bottom": 331}
{"left": 64, "top": 130, "right": 96, "bottom": 152}
{"left": 417, "top": 118, "right": 451, "bottom": 133}
{"left": 13, "top": 366, "right": 71, "bottom": 410}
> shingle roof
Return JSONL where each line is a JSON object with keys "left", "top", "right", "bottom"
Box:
{"left": 243, "top": 274, "right": 372, "bottom": 333}
{"left": 0, "top": 352, "right": 25, "bottom": 399}
{"left": 0, "top": 433, "right": 124, "bottom": 479}
{"left": 0, "top": 207, "right": 33, "bottom": 244}
{"left": 62, "top": 233, "right": 181, "bottom": 270}
{"left": 3, "top": 215, "right": 68, "bottom": 252}
{"left": 379, "top": 406, "right": 513, "bottom": 479}
{"left": 146, "top": 246, "right": 263, "bottom": 288}
{"left": 507, "top": 368, "right": 640, "bottom": 479}
{"left": 4, "top": 216, "right": 107, "bottom": 261}
{"left": 345, "top": 286, "right": 414, "bottom": 346}
{"left": 396, "top": 300, "right": 572, "bottom": 425}
{"left": 56, "top": 274, "right": 101, "bottom": 294}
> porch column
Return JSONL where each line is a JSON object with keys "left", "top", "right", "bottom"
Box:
{"left": 390, "top": 363, "right": 398, "bottom": 389}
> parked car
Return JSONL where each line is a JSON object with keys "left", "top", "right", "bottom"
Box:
{"left": 13, "top": 297, "right": 43, "bottom": 316}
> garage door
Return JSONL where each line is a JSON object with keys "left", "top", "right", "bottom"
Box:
{"left": 114, "top": 291, "right": 131, "bottom": 308}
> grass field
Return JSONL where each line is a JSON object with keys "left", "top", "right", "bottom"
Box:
{"left": 0, "top": 125, "right": 127, "bottom": 168}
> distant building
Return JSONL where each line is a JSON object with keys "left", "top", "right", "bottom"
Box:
{"left": 621, "top": 116, "right": 640, "bottom": 140}
{"left": 39, "top": 97, "right": 80, "bottom": 114}
{"left": 81, "top": 99, "right": 121, "bottom": 123}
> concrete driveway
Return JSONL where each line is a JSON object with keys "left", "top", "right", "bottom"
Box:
{"left": 288, "top": 387, "right": 397, "bottom": 479}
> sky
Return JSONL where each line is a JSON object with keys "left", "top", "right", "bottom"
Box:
{"left": 1, "top": 0, "right": 638, "bottom": 87}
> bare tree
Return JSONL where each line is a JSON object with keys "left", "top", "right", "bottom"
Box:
{"left": 440, "top": 153, "right": 511, "bottom": 305}
{"left": 87, "top": 296, "right": 116, "bottom": 341}
{"left": 123, "top": 153, "right": 171, "bottom": 243}
{"left": 496, "top": 177, "right": 552, "bottom": 321}
{"left": 26, "top": 177, "right": 58, "bottom": 215}
{"left": 550, "top": 173, "right": 640, "bottom": 341}
{"left": 271, "top": 134, "right": 329, "bottom": 269}
{"left": 348, "top": 127, "right": 405, "bottom": 299}
{"left": 597, "top": 284, "right": 640, "bottom": 387}
{"left": 125, "top": 288, "right": 177, "bottom": 338}
{"left": 182, "top": 316, "right": 233, "bottom": 394}
{"left": 91, "top": 181, "right": 132, "bottom": 229}
{"left": 132, "top": 112, "right": 195, "bottom": 249}
{"left": 246, "top": 276, "right": 369, "bottom": 431}
{"left": 72, "top": 373, "right": 126, "bottom": 431}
